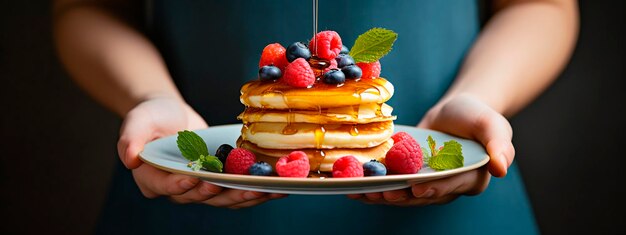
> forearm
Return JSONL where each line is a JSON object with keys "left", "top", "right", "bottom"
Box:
{"left": 53, "top": 1, "right": 182, "bottom": 117}
{"left": 443, "top": 0, "right": 578, "bottom": 117}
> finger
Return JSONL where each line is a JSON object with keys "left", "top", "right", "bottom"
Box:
{"left": 268, "top": 193, "right": 289, "bottom": 199}
{"left": 364, "top": 192, "right": 384, "bottom": 201}
{"left": 170, "top": 181, "right": 223, "bottom": 204}
{"left": 346, "top": 194, "right": 364, "bottom": 199}
{"left": 117, "top": 111, "right": 156, "bottom": 169}
{"left": 132, "top": 164, "right": 199, "bottom": 198}
{"left": 202, "top": 189, "right": 267, "bottom": 207}
{"left": 411, "top": 168, "right": 490, "bottom": 199}
{"left": 382, "top": 189, "right": 409, "bottom": 202}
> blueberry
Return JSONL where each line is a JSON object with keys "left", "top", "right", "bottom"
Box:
{"left": 323, "top": 69, "right": 346, "bottom": 84}
{"left": 215, "top": 144, "right": 234, "bottom": 164}
{"left": 341, "top": 65, "right": 362, "bottom": 79}
{"left": 286, "top": 42, "right": 312, "bottom": 62}
{"left": 335, "top": 54, "right": 355, "bottom": 68}
{"left": 259, "top": 65, "right": 282, "bottom": 81}
{"left": 249, "top": 161, "right": 273, "bottom": 176}
{"left": 363, "top": 160, "right": 387, "bottom": 176}
{"left": 340, "top": 45, "right": 350, "bottom": 55}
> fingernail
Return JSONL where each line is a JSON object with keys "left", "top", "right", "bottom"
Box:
{"left": 388, "top": 195, "right": 407, "bottom": 202}
{"left": 243, "top": 191, "right": 263, "bottom": 200}
{"left": 200, "top": 183, "right": 221, "bottom": 196}
{"left": 179, "top": 179, "right": 196, "bottom": 190}
{"left": 500, "top": 154, "right": 509, "bottom": 175}
{"left": 422, "top": 189, "right": 435, "bottom": 198}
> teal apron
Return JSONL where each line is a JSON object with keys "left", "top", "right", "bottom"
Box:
{"left": 96, "top": 1, "right": 538, "bottom": 234}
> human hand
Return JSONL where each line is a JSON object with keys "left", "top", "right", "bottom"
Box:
{"left": 117, "top": 97, "right": 286, "bottom": 209}
{"left": 348, "top": 94, "right": 514, "bottom": 206}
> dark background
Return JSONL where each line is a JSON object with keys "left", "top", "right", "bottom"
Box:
{"left": 1, "top": 0, "right": 624, "bottom": 234}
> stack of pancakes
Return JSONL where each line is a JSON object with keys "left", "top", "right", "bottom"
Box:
{"left": 237, "top": 77, "right": 396, "bottom": 172}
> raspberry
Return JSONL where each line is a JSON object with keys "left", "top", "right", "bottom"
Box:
{"left": 356, "top": 61, "right": 381, "bottom": 79}
{"left": 391, "top": 132, "right": 415, "bottom": 144}
{"left": 332, "top": 155, "right": 364, "bottom": 178}
{"left": 259, "top": 43, "right": 289, "bottom": 71}
{"left": 385, "top": 138, "right": 423, "bottom": 174}
{"left": 275, "top": 151, "right": 310, "bottom": 177}
{"left": 282, "top": 58, "right": 315, "bottom": 88}
{"left": 323, "top": 59, "right": 338, "bottom": 73}
{"left": 225, "top": 148, "right": 257, "bottom": 175}
{"left": 309, "top": 31, "right": 343, "bottom": 60}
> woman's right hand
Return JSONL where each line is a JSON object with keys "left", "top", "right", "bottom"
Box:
{"left": 117, "top": 97, "right": 286, "bottom": 209}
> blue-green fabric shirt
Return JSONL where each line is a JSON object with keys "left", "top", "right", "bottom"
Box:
{"left": 96, "top": 1, "right": 539, "bottom": 234}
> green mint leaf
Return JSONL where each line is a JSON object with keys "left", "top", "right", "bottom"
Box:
{"left": 349, "top": 28, "right": 398, "bottom": 63}
{"left": 428, "top": 140, "right": 464, "bottom": 170}
{"left": 200, "top": 155, "right": 223, "bottom": 173}
{"left": 427, "top": 135, "right": 437, "bottom": 156}
{"left": 176, "top": 130, "right": 209, "bottom": 161}
{"left": 188, "top": 159, "right": 203, "bottom": 171}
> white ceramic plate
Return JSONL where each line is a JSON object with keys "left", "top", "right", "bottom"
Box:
{"left": 139, "top": 124, "right": 489, "bottom": 195}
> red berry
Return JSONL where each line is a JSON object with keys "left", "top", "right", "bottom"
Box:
{"left": 282, "top": 58, "right": 315, "bottom": 88}
{"left": 323, "top": 59, "right": 338, "bottom": 73}
{"left": 259, "top": 43, "right": 289, "bottom": 71}
{"left": 309, "top": 31, "right": 343, "bottom": 60}
{"left": 391, "top": 132, "right": 415, "bottom": 144}
{"left": 332, "top": 155, "right": 364, "bottom": 178}
{"left": 225, "top": 148, "right": 257, "bottom": 175}
{"left": 356, "top": 61, "right": 381, "bottom": 79}
{"left": 275, "top": 151, "right": 310, "bottom": 177}
{"left": 385, "top": 138, "right": 423, "bottom": 174}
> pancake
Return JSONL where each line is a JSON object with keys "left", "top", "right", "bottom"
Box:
{"left": 238, "top": 103, "right": 396, "bottom": 124}
{"left": 241, "top": 121, "right": 394, "bottom": 149}
{"left": 240, "top": 77, "right": 394, "bottom": 110}
{"left": 238, "top": 138, "right": 393, "bottom": 172}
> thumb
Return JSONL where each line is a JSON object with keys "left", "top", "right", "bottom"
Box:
{"left": 473, "top": 111, "right": 515, "bottom": 177}
{"left": 117, "top": 111, "right": 155, "bottom": 169}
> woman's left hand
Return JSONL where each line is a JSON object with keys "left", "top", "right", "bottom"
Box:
{"left": 348, "top": 94, "right": 515, "bottom": 206}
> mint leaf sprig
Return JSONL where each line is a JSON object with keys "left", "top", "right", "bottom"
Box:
{"left": 422, "top": 135, "right": 464, "bottom": 171}
{"left": 177, "top": 130, "right": 223, "bottom": 173}
{"left": 349, "top": 28, "right": 398, "bottom": 63}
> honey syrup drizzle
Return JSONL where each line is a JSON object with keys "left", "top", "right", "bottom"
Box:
{"left": 240, "top": 78, "right": 391, "bottom": 110}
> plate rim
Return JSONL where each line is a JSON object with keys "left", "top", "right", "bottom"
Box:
{"left": 138, "top": 124, "right": 490, "bottom": 187}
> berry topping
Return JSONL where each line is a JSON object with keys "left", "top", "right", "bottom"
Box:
{"left": 225, "top": 148, "right": 257, "bottom": 175}
{"left": 259, "top": 65, "right": 282, "bottom": 81}
{"left": 283, "top": 58, "right": 316, "bottom": 88}
{"left": 335, "top": 54, "right": 355, "bottom": 68}
{"left": 340, "top": 45, "right": 350, "bottom": 55}
{"left": 215, "top": 144, "right": 234, "bottom": 165}
{"left": 341, "top": 65, "right": 362, "bottom": 79}
{"left": 332, "top": 155, "right": 364, "bottom": 178}
{"left": 309, "top": 31, "right": 343, "bottom": 60}
{"left": 363, "top": 160, "right": 387, "bottom": 176}
{"left": 323, "top": 69, "right": 346, "bottom": 85}
{"left": 391, "top": 132, "right": 415, "bottom": 144}
{"left": 385, "top": 137, "right": 423, "bottom": 174}
{"left": 275, "top": 151, "right": 310, "bottom": 178}
{"left": 286, "top": 42, "right": 312, "bottom": 62}
{"left": 259, "top": 43, "right": 289, "bottom": 71}
{"left": 249, "top": 161, "right": 273, "bottom": 176}
{"left": 356, "top": 61, "right": 381, "bottom": 79}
